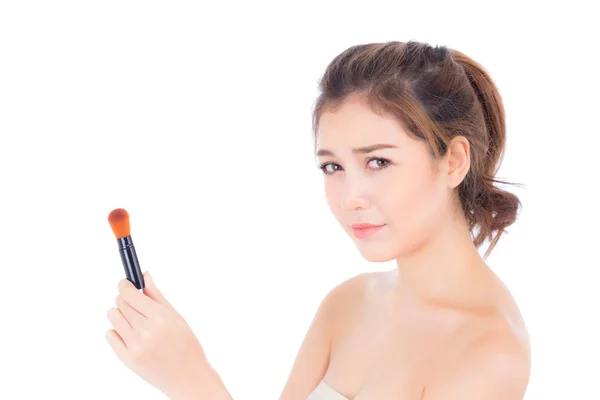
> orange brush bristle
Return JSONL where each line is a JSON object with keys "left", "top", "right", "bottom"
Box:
{"left": 108, "top": 208, "right": 131, "bottom": 239}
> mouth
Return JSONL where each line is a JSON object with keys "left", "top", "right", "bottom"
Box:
{"left": 350, "top": 224, "right": 386, "bottom": 239}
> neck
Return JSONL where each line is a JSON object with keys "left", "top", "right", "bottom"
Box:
{"left": 392, "top": 210, "right": 490, "bottom": 307}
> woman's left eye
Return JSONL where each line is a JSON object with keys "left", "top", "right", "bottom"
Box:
{"left": 367, "top": 158, "right": 390, "bottom": 169}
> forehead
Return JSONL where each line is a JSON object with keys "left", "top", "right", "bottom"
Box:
{"left": 316, "top": 97, "right": 410, "bottom": 149}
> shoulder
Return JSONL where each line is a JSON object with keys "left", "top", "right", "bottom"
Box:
{"left": 321, "top": 270, "right": 388, "bottom": 308}
{"left": 469, "top": 329, "right": 530, "bottom": 379}
{"left": 317, "top": 272, "right": 379, "bottom": 338}
{"left": 463, "top": 330, "right": 530, "bottom": 397}
{"left": 428, "top": 324, "right": 531, "bottom": 400}
{"left": 318, "top": 272, "right": 373, "bottom": 315}
{"left": 278, "top": 274, "right": 375, "bottom": 398}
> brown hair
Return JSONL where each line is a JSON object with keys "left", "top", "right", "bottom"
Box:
{"left": 312, "top": 41, "right": 521, "bottom": 258}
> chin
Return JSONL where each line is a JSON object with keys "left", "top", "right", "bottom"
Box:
{"left": 355, "top": 241, "right": 400, "bottom": 263}
{"left": 354, "top": 235, "right": 428, "bottom": 263}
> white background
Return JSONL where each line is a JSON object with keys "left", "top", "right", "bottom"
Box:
{"left": 1, "top": 1, "right": 598, "bottom": 399}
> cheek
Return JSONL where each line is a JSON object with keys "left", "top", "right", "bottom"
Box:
{"left": 324, "top": 181, "right": 341, "bottom": 217}
{"left": 385, "top": 169, "right": 446, "bottom": 233}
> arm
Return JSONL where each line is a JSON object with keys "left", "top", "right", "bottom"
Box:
{"left": 426, "top": 332, "right": 531, "bottom": 400}
{"left": 166, "top": 365, "right": 233, "bottom": 400}
{"left": 278, "top": 274, "right": 367, "bottom": 400}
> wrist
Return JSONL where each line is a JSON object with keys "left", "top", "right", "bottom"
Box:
{"left": 167, "top": 365, "right": 232, "bottom": 400}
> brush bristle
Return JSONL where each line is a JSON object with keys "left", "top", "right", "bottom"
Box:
{"left": 108, "top": 208, "right": 131, "bottom": 238}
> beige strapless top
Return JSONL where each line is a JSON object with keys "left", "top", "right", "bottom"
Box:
{"left": 306, "top": 380, "right": 349, "bottom": 400}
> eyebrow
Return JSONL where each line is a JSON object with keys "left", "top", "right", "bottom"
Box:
{"left": 315, "top": 144, "right": 399, "bottom": 157}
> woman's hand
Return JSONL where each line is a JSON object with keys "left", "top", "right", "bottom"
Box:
{"left": 105, "top": 271, "right": 224, "bottom": 399}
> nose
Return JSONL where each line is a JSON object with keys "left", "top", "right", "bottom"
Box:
{"left": 341, "top": 176, "right": 370, "bottom": 211}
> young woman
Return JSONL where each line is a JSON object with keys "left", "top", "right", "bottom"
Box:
{"left": 106, "top": 40, "right": 530, "bottom": 400}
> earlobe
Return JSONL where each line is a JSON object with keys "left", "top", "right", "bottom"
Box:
{"left": 446, "top": 136, "right": 471, "bottom": 188}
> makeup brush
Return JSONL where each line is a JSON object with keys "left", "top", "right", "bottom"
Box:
{"left": 108, "top": 208, "right": 145, "bottom": 290}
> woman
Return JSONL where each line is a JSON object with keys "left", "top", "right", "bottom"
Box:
{"left": 106, "top": 40, "right": 530, "bottom": 400}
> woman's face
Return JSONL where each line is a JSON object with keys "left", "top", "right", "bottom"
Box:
{"left": 315, "top": 96, "right": 453, "bottom": 262}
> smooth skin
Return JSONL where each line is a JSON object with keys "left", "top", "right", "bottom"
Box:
{"left": 106, "top": 94, "right": 530, "bottom": 399}
{"left": 280, "top": 94, "right": 530, "bottom": 399}
{"left": 106, "top": 273, "right": 232, "bottom": 400}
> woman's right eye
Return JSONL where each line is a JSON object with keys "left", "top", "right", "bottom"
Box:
{"left": 319, "top": 163, "right": 341, "bottom": 175}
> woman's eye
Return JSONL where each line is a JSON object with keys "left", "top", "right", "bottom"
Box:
{"left": 320, "top": 159, "right": 390, "bottom": 175}
{"left": 320, "top": 163, "right": 340, "bottom": 174}
{"left": 367, "top": 158, "right": 390, "bottom": 169}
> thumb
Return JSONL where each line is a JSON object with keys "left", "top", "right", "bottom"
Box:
{"left": 142, "top": 271, "right": 174, "bottom": 309}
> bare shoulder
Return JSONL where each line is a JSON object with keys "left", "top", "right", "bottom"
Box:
{"left": 278, "top": 272, "right": 374, "bottom": 400}
{"left": 426, "top": 312, "right": 531, "bottom": 400}
{"left": 324, "top": 271, "right": 372, "bottom": 301}
{"left": 456, "top": 328, "right": 530, "bottom": 398}
{"left": 319, "top": 272, "right": 372, "bottom": 318}
{"left": 318, "top": 271, "right": 389, "bottom": 340}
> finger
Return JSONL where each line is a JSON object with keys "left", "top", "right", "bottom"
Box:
{"left": 118, "top": 278, "right": 158, "bottom": 317}
{"left": 106, "top": 307, "right": 134, "bottom": 346}
{"left": 105, "top": 329, "right": 132, "bottom": 366}
{"left": 115, "top": 295, "right": 146, "bottom": 328}
{"left": 142, "top": 271, "right": 175, "bottom": 310}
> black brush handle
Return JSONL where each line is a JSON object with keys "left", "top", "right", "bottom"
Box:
{"left": 117, "top": 235, "right": 145, "bottom": 290}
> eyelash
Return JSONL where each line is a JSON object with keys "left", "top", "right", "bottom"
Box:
{"left": 318, "top": 158, "right": 392, "bottom": 175}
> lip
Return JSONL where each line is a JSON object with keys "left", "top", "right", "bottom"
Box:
{"left": 350, "top": 224, "right": 386, "bottom": 239}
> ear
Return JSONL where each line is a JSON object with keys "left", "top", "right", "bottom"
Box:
{"left": 444, "top": 136, "right": 471, "bottom": 188}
